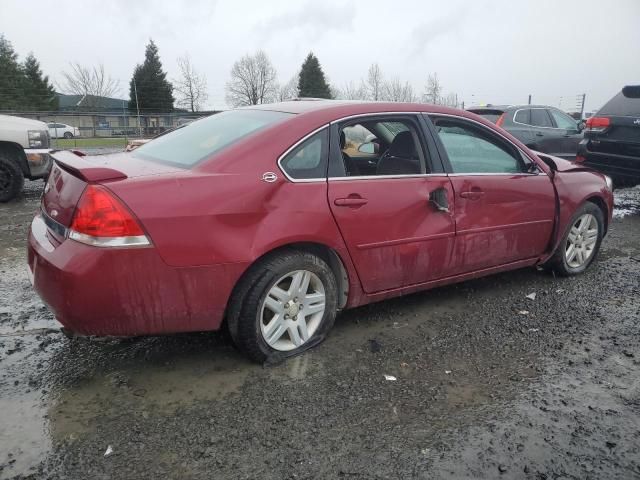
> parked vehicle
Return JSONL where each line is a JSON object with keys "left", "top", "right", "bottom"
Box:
{"left": 28, "top": 101, "right": 613, "bottom": 362}
{"left": 468, "top": 105, "right": 583, "bottom": 160}
{"left": 0, "top": 114, "right": 52, "bottom": 202}
{"left": 577, "top": 85, "right": 640, "bottom": 187}
{"left": 47, "top": 122, "right": 80, "bottom": 139}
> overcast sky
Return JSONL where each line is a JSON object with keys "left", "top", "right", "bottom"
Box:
{"left": 1, "top": 0, "right": 639, "bottom": 112}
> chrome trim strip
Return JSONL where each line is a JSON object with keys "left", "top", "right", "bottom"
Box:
{"left": 329, "top": 173, "right": 449, "bottom": 181}
{"left": 276, "top": 124, "right": 330, "bottom": 183}
{"left": 446, "top": 172, "right": 539, "bottom": 177}
{"left": 512, "top": 108, "right": 565, "bottom": 130}
{"left": 68, "top": 230, "right": 151, "bottom": 248}
{"left": 457, "top": 219, "right": 553, "bottom": 236}
{"left": 330, "top": 111, "right": 423, "bottom": 124}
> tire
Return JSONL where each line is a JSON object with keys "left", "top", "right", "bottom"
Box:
{"left": 0, "top": 150, "right": 24, "bottom": 202}
{"left": 545, "top": 202, "right": 605, "bottom": 276}
{"left": 227, "top": 250, "right": 338, "bottom": 363}
{"left": 63, "top": 132, "right": 73, "bottom": 139}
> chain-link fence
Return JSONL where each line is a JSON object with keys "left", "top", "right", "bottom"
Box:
{"left": 0, "top": 110, "right": 219, "bottom": 148}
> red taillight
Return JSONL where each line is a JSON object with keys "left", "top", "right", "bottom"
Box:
{"left": 69, "top": 185, "right": 149, "bottom": 246}
{"left": 496, "top": 114, "right": 505, "bottom": 127}
{"left": 575, "top": 154, "right": 586, "bottom": 163}
{"left": 585, "top": 116, "right": 610, "bottom": 131}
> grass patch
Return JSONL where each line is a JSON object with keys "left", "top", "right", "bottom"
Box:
{"left": 53, "top": 137, "right": 129, "bottom": 149}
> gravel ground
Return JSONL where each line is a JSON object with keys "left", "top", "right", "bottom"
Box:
{"left": 0, "top": 179, "right": 638, "bottom": 480}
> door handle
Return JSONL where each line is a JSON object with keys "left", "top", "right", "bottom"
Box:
{"left": 535, "top": 132, "right": 544, "bottom": 137}
{"left": 460, "top": 191, "right": 484, "bottom": 200}
{"left": 334, "top": 196, "right": 368, "bottom": 207}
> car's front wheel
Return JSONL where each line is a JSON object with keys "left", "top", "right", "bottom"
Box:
{"left": 63, "top": 132, "right": 73, "bottom": 139}
{"left": 546, "top": 201, "right": 604, "bottom": 276}
{"left": 228, "top": 250, "right": 338, "bottom": 363}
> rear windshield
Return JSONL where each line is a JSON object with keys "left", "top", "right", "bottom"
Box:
{"left": 132, "top": 109, "right": 293, "bottom": 167}
{"left": 598, "top": 92, "right": 640, "bottom": 117}
{"left": 468, "top": 110, "right": 504, "bottom": 123}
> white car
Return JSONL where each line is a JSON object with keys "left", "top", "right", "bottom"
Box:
{"left": 47, "top": 122, "right": 80, "bottom": 139}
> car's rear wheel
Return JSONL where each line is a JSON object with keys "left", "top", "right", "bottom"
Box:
{"left": 228, "top": 250, "right": 338, "bottom": 363}
{"left": 546, "top": 202, "right": 604, "bottom": 276}
{"left": 0, "top": 150, "right": 24, "bottom": 203}
{"left": 63, "top": 132, "right": 73, "bottom": 139}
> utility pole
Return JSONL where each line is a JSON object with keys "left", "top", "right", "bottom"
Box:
{"left": 580, "top": 93, "right": 586, "bottom": 118}
{"left": 122, "top": 100, "right": 128, "bottom": 144}
{"left": 528, "top": 94, "right": 532, "bottom": 105}
{"left": 133, "top": 79, "right": 142, "bottom": 137}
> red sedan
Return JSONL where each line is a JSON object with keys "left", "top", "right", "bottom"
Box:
{"left": 28, "top": 101, "right": 613, "bottom": 362}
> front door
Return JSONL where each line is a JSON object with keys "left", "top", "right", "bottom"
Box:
{"left": 428, "top": 114, "right": 556, "bottom": 273}
{"left": 328, "top": 115, "right": 456, "bottom": 293}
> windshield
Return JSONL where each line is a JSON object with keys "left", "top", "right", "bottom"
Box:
{"left": 132, "top": 109, "right": 293, "bottom": 167}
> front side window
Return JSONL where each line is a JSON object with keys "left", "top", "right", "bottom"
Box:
{"left": 280, "top": 129, "right": 328, "bottom": 180}
{"left": 550, "top": 110, "right": 578, "bottom": 130}
{"left": 432, "top": 117, "right": 525, "bottom": 174}
{"left": 133, "top": 109, "right": 293, "bottom": 167}
{"left": 336, "top": 117, "right": 426, "bottom": 177}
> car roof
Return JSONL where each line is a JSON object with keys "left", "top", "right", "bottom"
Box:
{"left": 241, "top": 99, "right": 464, "bottom": 119}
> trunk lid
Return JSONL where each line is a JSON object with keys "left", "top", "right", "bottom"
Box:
{"left": 41, "top": 151, "right": 183, "bottom": 242}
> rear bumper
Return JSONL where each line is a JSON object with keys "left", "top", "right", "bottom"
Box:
{"left": 578, "top": 141, "right": 640, "bottom": 179}
{"left": 28, "top": 214, "right": 246, "bottom": 336}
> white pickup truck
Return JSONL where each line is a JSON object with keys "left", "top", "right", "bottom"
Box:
{"left": 0, "top": 114, "right": 53, "bottom": 202}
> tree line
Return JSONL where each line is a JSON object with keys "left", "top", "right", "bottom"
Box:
{"left": 0, "top": 33, "right": 459, "bottom": 113}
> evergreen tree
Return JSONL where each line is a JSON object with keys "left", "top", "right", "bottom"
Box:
{"left": 129, "top": 40, "right": 174, "bottom": 113}
{"left": 22, "top": 53, "right": 57, "bottom": 110}
{"left": 0, "top": 35, "right": 24, "bottom": 110}
{"left": 297, "top": 53, "right": 332, "bottom": 99}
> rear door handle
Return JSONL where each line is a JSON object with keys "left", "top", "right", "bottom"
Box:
{"left": 334, "top": 196, "right": 368, "bottom": 207}
{"left": 460, "top": 191, "right": 484, "bottom": 200}
{"left": 535, "top": 132, "right": 544, "bottom": 137}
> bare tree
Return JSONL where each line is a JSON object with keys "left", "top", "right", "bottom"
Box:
{"left": 382, "top": 78, "right": 417, "bottom": 102}
{"left": 336, "top": 80, "right": 368, "bottom": 100}
{"left": 225, "top": 51, "right": 278, "bottom": 107}
{"left": 423, "top": 72, "right": 443, "bottom": 105}
{"left": 278, "top": 73, "right": 299, "bottom": 101}
{"left": 174, "top": 54, "right": 208, "bottom": 112}
{"left": 442, "top": 92, "right": 458, "bottom": 108}
{"left": 58, "top": 63, "right": 120, "bottom": 108}
{"left": 367, "top": 63, "right": 384, "bottom": 101}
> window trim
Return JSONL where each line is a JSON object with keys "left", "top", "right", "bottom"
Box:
{"left": 513, "top": 107, "right": 556, "bottom": 130}
{"left": 277, "top": 124, "right": 330, "bottom": 183}
{"left": 328, "top": 112, "right": 435, "bottom": 180}
{"left": 428, "top": 113, "right": 542, "bottom": 176}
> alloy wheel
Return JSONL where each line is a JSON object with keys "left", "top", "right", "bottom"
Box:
{"left": 259, "top": 270, "right": 326, "bottom": 351}
{"left": 565, "top": 213, "right": 598, "bottom": 268}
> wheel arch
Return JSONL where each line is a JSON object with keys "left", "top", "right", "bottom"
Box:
{"left": 0, "top": 141, "right": 28, "bottom": 176}
{"left": 584, "top": 195, "right": 609, "bottom": 234}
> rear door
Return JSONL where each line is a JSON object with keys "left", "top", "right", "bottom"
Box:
{"left": 328, "top": 114, "right": 456, "bottom": 293}
{"left": 427, "top": 114, "right": 556, "bottom": 273}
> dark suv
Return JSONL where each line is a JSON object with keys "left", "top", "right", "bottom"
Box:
{"left": 577, "top": 85, "right": 640, "bottom": 187}
{"left": 468, "top": 105, "right": 583, "bottom": 160}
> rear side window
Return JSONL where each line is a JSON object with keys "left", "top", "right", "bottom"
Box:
{"left": 432, "top": 117, "right": 525, "bottom": 174}
{"left": 514, "top": 109, "right": 531, "bottom": 124}
{"left": 133, "top": 110, "right": 293, "bottom": 167}
{"left": 280, "top": 129, "right": 328, "bottom": 180}
{"left": 598, "top": 91, "right": 640, "bottom": 116}
{"left": 530, "top": 109, "right": 553, "bottom": 127}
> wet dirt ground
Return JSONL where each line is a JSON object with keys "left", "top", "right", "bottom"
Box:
{"left": 1, "top": 178, "right": 639, "bottom": 479}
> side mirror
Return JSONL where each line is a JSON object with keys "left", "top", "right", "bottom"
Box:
{"left": 358, "top": 142, "right": 377, "bottom": 154}
{"left": 576, "top": 120, "right": 585, "bottom": 132}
